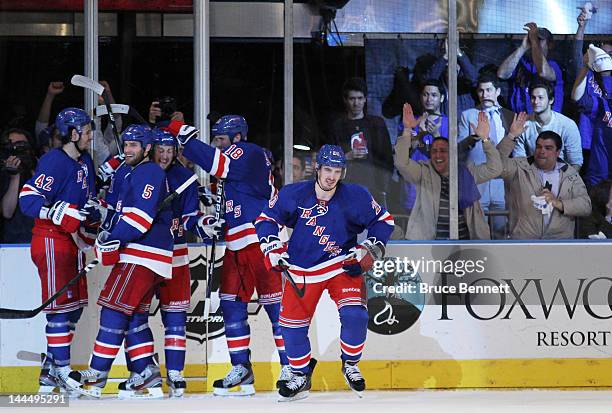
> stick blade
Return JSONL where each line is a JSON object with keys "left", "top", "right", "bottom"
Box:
{"left": 0, "top": 308, "right": 37, "bottom": 319}
{"left": 71, "top": 74, "right": 104, "bottom": 96}
{"left": 94, "top": 104, "right": 130, "bottom": 117}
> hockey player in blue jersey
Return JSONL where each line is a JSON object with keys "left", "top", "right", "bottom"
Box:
{"left": 62, "top": 124, "right": 173, "bottom": 399}
{"left": 145, "top": 128, "right": 200, "bottom": 397}
{"left": 255, "top": 144, "right": 395, "bottom": 401}
{"left": 171, "top": 115, "right": 290, "bottom": 395}
{"left": 19, "top": 107, "right": 95, "bottom": 394}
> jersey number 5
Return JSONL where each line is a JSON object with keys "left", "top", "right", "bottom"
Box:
{"left": 142, "top": 184, "right": 154, "bottom": 200}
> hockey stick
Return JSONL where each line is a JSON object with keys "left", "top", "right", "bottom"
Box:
{"left": 94, "top": 104, "right": 149, "bottom": 125}
{"left": 203, "top": 179, "right": 225, "bottom": 323}
{"left": 0, "top": 174, "right": 199, "bottom": 319}
{"left": 282, "top": 267, "right": 306, "bottom": 298}
{"left": 70, "top": 75, "right": 123, "bottom": 156}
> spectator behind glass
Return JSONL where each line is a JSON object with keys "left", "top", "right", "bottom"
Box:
{"left": 512, "top": 82, "right": 583, "bottom": 169}
{"left": 498, "top": 128, "right": 591, "bottom": 240}
{"left": 458, "top": 73, "right": 515, "bottom": 239}
{"left": 394, "top": 105, "right": 501, "bottom": 240}
{"left": 329, "top": 77, "right": 394, "bottom": 208}
{"left": 399, "top": 79, "right": 449, "bottom": 213}
{"left": 148, "top": 97, "right": 184, "bottom": 128}
{"left": 0, "top": 128, "right": 37, "bottom": 243}
{"left": 572, "top": 43, "right": 612, "bottom": 188}
{"left": 579, "top": 179, "right": 612, "bottom": 239}
{"left": 422, "top": 38, "right": 478, "bottom": 116}
{"left": 497, "top": 23, "right": 564, "bottom": 113}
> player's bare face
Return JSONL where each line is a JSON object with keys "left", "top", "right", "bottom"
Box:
{"left": 431, "top": 140, "right": 449, "bottom": 176}
{"left": 153, "top": 144, "right": 176, "bottom": 170}
{"left": 124, "top": 141, "right": 146, "bottom": 166}
{"left": 75, "top": 124, "right": 93, "bottom": 151}
{"left": 317, "top": 165, "right": 343, "bottom": 191}
{"left": 212, "top": 134, "right": 232, "bottom": 150}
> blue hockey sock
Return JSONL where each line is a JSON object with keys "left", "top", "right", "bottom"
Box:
{"left": 220, "top": 300, "right": 250, "bottom": 365}
{"left": 281, "top": 325, "right": 312, "bottom": 374}
{"left": 264, "top": 303, "right": 288, "bottom": 365}
{"left": 125, "top": 312, "right": 155, "bottom": 374}
{"left": 339, "top": 305, "right": 368, "bottom": 363}
{"left": 90, "top": 307, "right": 129, "bottom": 372}
{"left": 162, "top": 311, "right": 187, "bottom": 372}
{"left": 45, "top": 312, "right": 76, "bottom": 367}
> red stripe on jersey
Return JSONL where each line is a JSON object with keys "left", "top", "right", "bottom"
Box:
{"left": 213, "top": 151, "right": 228, "bottom": 177}
{"left": 174, "top": 247, "right": 188, "bottom": 257}
{"left": 225, "top": 227, "right": 257, "bottom": 242}
{"left": 255, "top": 215, "right": 276, "bottom": 224}
{"left": 123, "top": 212, "right": 152, "bottom": 231}
{"left": 122, "top": 247, "right": 173, "bottom": 263}
{"left": 290, "top": 261, "right": 344, "bottom": 277}
{"left": 274, "top": 337, "right": 285, "bottom": 348}
{"left": 93, "top": 342, "right": 120, "bottom": 357}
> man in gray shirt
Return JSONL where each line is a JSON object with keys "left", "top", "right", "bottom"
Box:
{"left": 512, "top": 82, "right": 583, "bottom": 169}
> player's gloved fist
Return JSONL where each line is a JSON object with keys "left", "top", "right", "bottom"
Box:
{"left": 342, "top": 237, "right": 385, "bottom": 277}
{"left": 176, "top": 125, "right": 199, "bottom": 146}
{"left": 198, "top": 185, "right": 216, "bottom": 207}
{"left": 196, "top": 215, "right": 225, "bottom": 239}
{"left": 83, "top": 198, "right": 108, "bottom": 224}
{"left": 97, "top": 153, "right": 125, "bottom": 183}
{"left": 46, "top": 200, "right": 88, "bottom": 233}
{"left": 94, "top": 231, "right": 121, "bottom": 266}
{"left": 260, "top": 236, "right": 289, "bottom": 272}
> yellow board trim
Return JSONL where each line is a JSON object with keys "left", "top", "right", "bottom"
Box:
{"left": 3, "top": 359, "right": 612, "bottom": 394}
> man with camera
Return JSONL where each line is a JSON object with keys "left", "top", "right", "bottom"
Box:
{"left": 148, "top": 97, "right": 184, "bottom": 127}
{"left": 0, "top": 128, "right": 37, "bottom": 243}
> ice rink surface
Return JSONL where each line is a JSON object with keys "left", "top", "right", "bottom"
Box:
{"left": 9, "top": 390, "right": 612, "bottom": 413}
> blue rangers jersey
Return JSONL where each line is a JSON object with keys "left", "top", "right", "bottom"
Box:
{"left": 165, "top": 162, "right": 199, "bottom": 267}
{"left": 182, "top": 139, "right": 276, "bottom": 251}
{"left": 19, "top": 148, "right": 96, "bottom": 243}
{"left": 255, "top": 181, "right": 394, "bottom": 283}
{"left": 106, "top": 160, "right": 174, "bottom": 278}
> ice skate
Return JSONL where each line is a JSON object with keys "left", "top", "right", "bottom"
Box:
{"left": 342, "top": 360, "right": 365, "bottom": 397}
{"left": 38, "top": 354, "right": 59, "bottom": 394}
{"left": 167, "top": 369, "right": 187, "bottom": 398}
{"left": 278, "top": 359, "right": 317, "bottom": 402}
{"left": 117, "top": 364, "right": 164, "bottom": 399}
{"left": 60, "top": 367, "right": 108, "bottom": 399}
{"left": 212, "top": 363, "right": 255, "bottom": 396}
{"left": 276, "top": 364, "right": 293, "bottom": 389}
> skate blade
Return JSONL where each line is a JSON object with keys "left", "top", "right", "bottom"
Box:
{"left": 278, "top": 390, "right": 309, "bottom": 402}
{"left": 72, "top": 384, "right": 102, "bottom": 399}
{"left": 38, "top": 385, "right": 61, "bottom": 394}
{"left": 169, "top": 387, "right": 184, "bottom": 398}
{"left": 117, "top": 387, "right": 164, "bottom": 400}
{"left": 350, "top": 388, "right": 364, "bottom": 398}
{"left": 213, "top": 384, "right": 255, "bottom": 397}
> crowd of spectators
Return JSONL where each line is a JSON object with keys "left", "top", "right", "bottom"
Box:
{"left": 0, "top": 10, "right": 610, "bottom": 243}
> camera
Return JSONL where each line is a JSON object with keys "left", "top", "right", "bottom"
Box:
{"left": 0, "top": 140, "right": 35, "bottom": 174}
{"left": 155, "top": 96, "right": 177, "bottom": 122}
